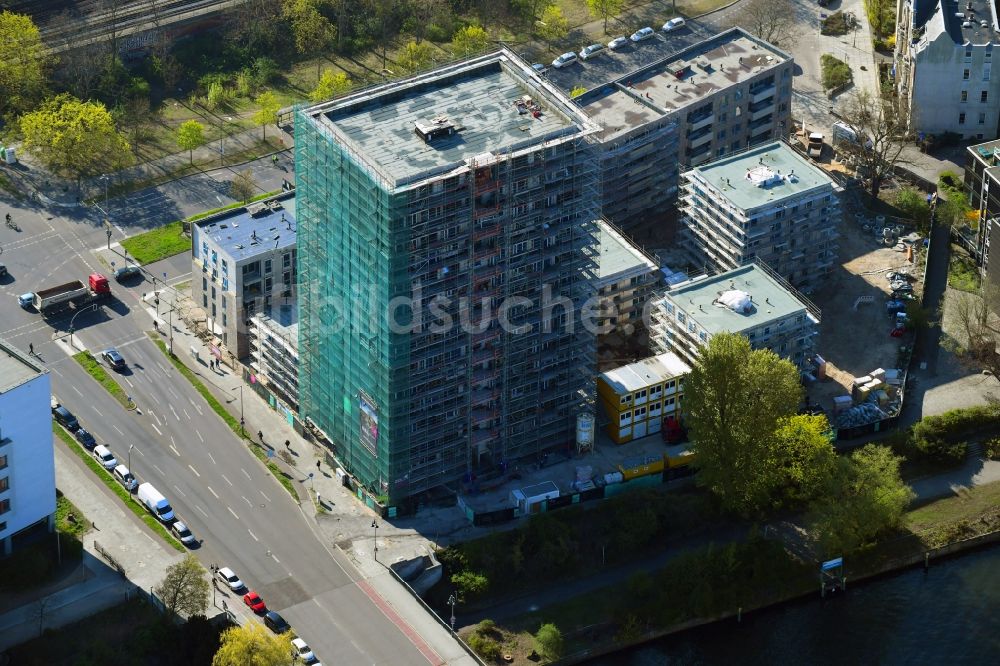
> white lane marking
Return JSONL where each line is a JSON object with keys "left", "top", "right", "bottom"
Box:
{"left": 157, "top": 363, "right": 169, "bottom": 375}
{"left": 241, "top": 468, "right": 251, "bottom": 480}
{"left": 188, "top": 464, "right": 200, "bottom": 478}
{"left": 241, "top": 496, "right": 252, "bottom": 507}
{"left": 197, "top": 430, "right": 204, "bottom": 443}
{"left": 207, "top": 486, "right": 219, "bottom": 499}
{"left": 169, "top": 444, "right": 179, "bottom": 456}
{"left": 183, "top": 408, "right": 191, "bottom": 420}
{"left": 222, "top": 474, "right": 233, "bottom": 486}
{"left": 227, "top": 506, "right": 239, "bottom": 520}
{"left": 151, "top": 423, "right": 162, "bottom": 435}
{"left": 207, "top": 452, "right": 215, "bottom": 465}
{"left": 196, "top": 505, "right": 209, "bottom": 518}
{"left": 188, "top": 397, "right": 203, "bottom": 415}
{"left": 113, "top": 425, "right": 124, "bottom": 435}
{"left": 168, "top": 385, "right": 180, "bottom": 400}
{"left": 169, "top": 404, "right": 180, "bottom": 421}
{"left": 270, "top": 552, "right": 280, "bottom": 564}
{"left": 72, "top": 385, "right": 83, "bottom": 396}
{"left": 153, "top": 463, "right": 165, "bottom": 475}
{"left": 124, "top": 377, "right": 134, "bottom": 388}
{"left": 259, "top": 490, "right": 270, "bottom": 502}
{"left": 173, "top": 485, "right": 186, "bottom": 497}
{"left": 92, "top": 406, "right": 103, "bottom": 417}
{"left": 247, "top": 529, "right": 259, "bottom": 541}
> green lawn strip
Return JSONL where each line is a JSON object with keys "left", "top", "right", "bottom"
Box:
{"left": 55, "top": 493, "right": 91, "bottom": 539}
{"left": 72, "top": 351, "right": 133, "bottom": 409}
{"left": 121, "top": 220, "right": 191, "bottom": 265}
{"left": 53, "top": 423, "right": 184, "bottom": 552}
{"left": 905, "top": 480, "right": 1000, "bottom": 547}
{"left": 148, "top": 336, "right": 300, "bottom": 502}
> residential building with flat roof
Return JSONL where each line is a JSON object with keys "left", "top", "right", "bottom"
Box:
{"left": 651, "top": 262, "right": 821, "bottom": 370}
{"left": 596, "top": 352, "right": 690, "bottom": 444}
{"left": 191, "top": 193, "right": 297, "bottom": 360}
{"left": 0, "top": 338, "right": 54, "bottom": 556}
{"left": 578, "top": 28, "right": 793, "bottom": 231}
{"left": 680, "top": 140, "right": 842, "bottom": 293}
{"left": 296, "top": 49, "right": 600, "bottom": 503}
{"left": 595, "top": 220, "right": 661, "bottom": 332}
{"left": 895, "top": 0, "right": 1000, "bottom": 139}
{"left": 249, "top": 304, "right": 299, "bottom": 410}
{"left": 964, "top": 138, "right": 1000, "bottom": 286}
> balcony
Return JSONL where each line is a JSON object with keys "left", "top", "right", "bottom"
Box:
{"left": 688, "top": 113, "right": 714, "bottom": 132}
{"left": 689, "top": 129, "right": 713, "bottom": 148}
{"left": 749, "top": 85, "right": 775, "bottom": 104}
{"left": 750, "top": 103, "right": 775, "bottom": 122}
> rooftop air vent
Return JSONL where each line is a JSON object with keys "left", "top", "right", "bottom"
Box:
{"left": 415, "top": 116, "right": 456, "bottom": 143}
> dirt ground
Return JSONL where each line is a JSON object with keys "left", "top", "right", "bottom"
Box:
{"left": 807, "top": 208, "right": 920, "bottom": 412}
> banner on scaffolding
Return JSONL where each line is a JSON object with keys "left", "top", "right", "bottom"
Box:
{"left": 359, "top": 391, "right": 379, "bottom": 458}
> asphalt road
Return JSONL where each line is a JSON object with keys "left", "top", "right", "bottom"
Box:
{"left": 0, "top": 191, "right": 433, "bottom": 664}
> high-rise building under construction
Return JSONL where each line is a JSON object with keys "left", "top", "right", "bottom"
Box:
{"left": 296, "top": 50, "right": 600, "bottom": 503}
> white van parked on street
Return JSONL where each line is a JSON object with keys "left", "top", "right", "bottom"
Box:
{"left": 93, "top": 445, "right": 117, "bottom": 470}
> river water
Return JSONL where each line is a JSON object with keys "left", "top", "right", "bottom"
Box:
{"left": 592, "top": 544, "right": 1000, "bottom": 665}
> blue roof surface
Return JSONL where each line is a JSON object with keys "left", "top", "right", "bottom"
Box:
{"left": 197, "top": 198, "right": 297, "bottom": 261}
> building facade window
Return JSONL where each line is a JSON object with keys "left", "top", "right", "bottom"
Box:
{"left": 0, "top": 498, "right": 9, "bottom": 514}
{"left": 980, "top": 112, "right": 986, "bottom": 124}
{"left": 960, "top": 112, "right": 967, "bottom": 125}
{"left": 0, "top": 475, "right": 7, "bottom": 492}
{"left": 962, "top": 90, "right": 968, "bottom": 102}
{"left": 964, "top": 69, "right": 971, "bottom": 80}
{"left": 983, "top": 91, "right": 990, "bottom": 103}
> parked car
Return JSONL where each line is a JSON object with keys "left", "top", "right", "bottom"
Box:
{"left": 662, "top": 17, "right": 686, "bottom": 32}
{"left": 531, "top": 63, "right": 546, "bottom": 74}
{"left": 75, "top": 428, "right": 97, "bottom": 450}
{"left": 53, "top": 405, "right": 79, "bottom": 431}
{"left": 113, "top": 265, "right": 141, "bottom": 282}
{"left": 171, "top": 521, "right": 196, "bottom": 546}
{"left": 93, "top": 444, "right": 118, "bottom": 470}
{"left": 551, "top": 52, "right": 578, "bottom": 68}
{"left": 630, "top": 27, "right": 655, "bottom": 42}
{"left": 17, "top": 292, "right": 34, "bottom": 308}
{"left": 243, "top": 590, "right": 267, "bottom": 613}
{"left": 291, "top": 637, "right": 316, "bottom": 663}
{"left": 51, "top": 395, "right": 60, "bottom": 410}
{"left": 217, "top": 567, "right": 245, "bottom": 592}
{"left": 263, "top": 610, "right": 290, "bottom": 634}
{"left": 101, "top": 348, "right": 126, "bottom": 371}
{"left": 579, "top": 43, "right": 605, "bottom": 60}
{"left": 608, "top": 36, "right": 629, "bottom": 50}
{"left": 113, "top": 464, "right": 138, "bottom": 491}
{"left": 0, "top": 263, "right": 6, "bottom": 278}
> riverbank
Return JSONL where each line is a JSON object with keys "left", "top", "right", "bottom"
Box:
{"left": 458, "top": 480, "right": 1000, "bottom": 664}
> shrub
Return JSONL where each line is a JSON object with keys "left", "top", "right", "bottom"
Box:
{"left": 205, "top": 81, "right": 228, "bottom": 110}
{"left": 534, "top": 623, "right": 564, "bottom": 661}
{"left": 909, "top": 405, "right": 1000, "bottom": 464}
{"left": 451, "top": 570, "right": 489, "bottom": 602}
{"left": 820, "top": 54, "right": 852, "bottom": 90}
{"left": 467, "top": 632, "right": 502, "bottom": 660}
{"left": 821, "top": 11, "right": 851, "bottom": 36}
{"left": 939, "top": 170, "right": 963, "bottom": 192}
{"left": 985, "top": 437, "right": 1000, "bottom": 460}
{"left": 894, "top": 187, "right": 931, "bottom": 228}
{"left": 235, "top": 70, "right": 251, "bottom": 97}
{"left": 250, "top": 57, "right": 280, "bottom": 88}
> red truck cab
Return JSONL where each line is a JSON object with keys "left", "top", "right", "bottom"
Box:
{"left": 89, "top": 273, "right": 111, "bottom": 296}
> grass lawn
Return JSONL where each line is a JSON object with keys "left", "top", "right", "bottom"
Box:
{"left": 53, "top": 423, "right": 184, "bottom": 552}
{"left": 72, "top": 351, "right": 132, "bottom": 409}
{"left": 905, "top": 480, "right": 1000, "bottom": 547}
{"left": 121, "top": 220, "right": 191, "bottom": 265}
{"left": 55, "top": 492, "right": 91, "bottom": 540}
{"left": 948, "top": 246, "right": 981, "bottom": 292}
{"left": 148, "top": 335, "right": 300, "bottom": 502}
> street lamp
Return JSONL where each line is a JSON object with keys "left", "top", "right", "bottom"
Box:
{"left": 68, "top": 303, "right": 99, "bottom": 349}
{"left": 371, "top": 519, "right": 379, "bottom": 562}
{"left": 163, "top": 272, "right": 174, "bottom": 354}
{"left": 231, "top": 385, "right": 244, "bottom": 434}
{"left": 128, "top": 444, "right": 135, "bottom": 499}
{"left": 448, "top": 593, "right": 457, "bottom": 631}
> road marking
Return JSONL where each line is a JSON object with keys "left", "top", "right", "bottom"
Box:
{"left": 124, "top": 377, "right": 133, "bottom": 388}
{"left": 168, "top": 385, "right": 180, "bottom": 400}
{"left": 247, "top": 529, "right": 259, "bottom": 542}
{"left": 151, "top": 423, "right": 162, "bottom": 435}
{"left": 241, "top": 495, "right": 252, "bottom": 507}
{"left": 227, "top": 506, "right": 239, "bottom": 520}
{"left": 169, "top": 444, "right": 180, "bottom": 457}
{"left": 92, "top": 406, "right": 103, "bottom": 417}
{"left": 270, "top": 552, "right": 280, "bottom": 564}
{"left": 72, "top": 385, "right": 83, "bottom": 396}
{"left": 197, "top": 430, "right": 205, "bottom": 443}
{"left": 222, "top": 474, "right": 233, "bottom": 486}
{"left": 188, "top": 464, "right": 200, "bottom": 477}
{"left": 241, "top": 468, "right": 251, "bottom": 480}
{"left": 195, "top": 505, "right": 209, "bottom": 518}
{"left": 134, "top": 447, "right": 144, "bottom": 457}
{"left": 113, "top": 425, "right": 124, "bottom": 435}
{"left": 259, "top": 490, "right": 270, "bottom": 502}
{"left": 173, "top": 485, "right": 186, "bottom": 497}
{"left": 183, "top": 408, "right": 191, "bottom": 420}
{"left": 153, "top": 463, "right": 164, "bottom": 475}
{"left": 188, "top": 397, "right": 203, "bottom": 415}
{"left": 207, "top": 451, "right": 215, "bottom": 465}
{"left": 157, "top": 362, "right": 170, "bottom": 375}
{"left": 169, "top": 404, "right": 180, "bottom": 421}
{"left": 208, "top": 486, "right": 219, "bottom": 499}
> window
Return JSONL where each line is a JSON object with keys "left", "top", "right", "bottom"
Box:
{"left": 635, "top": 406, "right": 647, "bottom": 418}
{"left": 0, "top": 498, "right": 9, "bottom": 514}
{"left": 964, "top": 69, "right": 971, "bottom": 80}
{"left": 677, "top": 312, "right": 686, "bottom": 324}
{"left": 223, "top": 313, "right": 227, "bottom": 327}
{"left": 983, "top": 91, "right": 990, "bottom": 103}
{"left": 202, "top": 277, "right": 207, "bottom": 291}
{"left": 636, "top": 389, "right": 647, "bottom": 401}
{"left": 211, "top": 303, "right": 216, "bottom": 317}
{"left": 264, "top": 259, "right": 272, "bottom": 274}
{"left": 965, "top": 48, "right": 973, "bottom": 61}
{"left": 980, "top": 112, "right": 987, "bottom": 124}
{"left": 0, "top": 454, "right": 6, "bottom": 470}
{"left": 984, "top": 64, "right": 992, "bottom": 81}
{"left": 620, "top": 394, "right": 632, "bottom": 405}
{"left": 960, "top": 112, "right": 967, "bottom": 125}
{"left": 203, "top": 294, "right": 208, "bottom": 307}
{"left": 0, "top": 476, "right": 7, "bottom": 492}
{"left": 620, "top": 411, "right": 631, "bottom": 423}
{"left": 283, "top": 253, "right": 291, "bottom": 269}
{"left": 221, "top": 259, "right": 228, "bottom": 275}
{"left": 961, "top": 90, "right": 968, "bottom": 103}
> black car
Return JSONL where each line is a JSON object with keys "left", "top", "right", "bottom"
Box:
{"left": 113, "top": 265, "right": 141, "bottom": 282}
{"left": 101, "top": 348, "right": 126, "bottom": 371}
{"left": 74, "top": 428, "right": 97, "bottom": 450}
{"left": 53, "top": 405, "right": 80, "bottom": 431}
{"left": 263, "top": 610, "right": 290, "bottom": 634}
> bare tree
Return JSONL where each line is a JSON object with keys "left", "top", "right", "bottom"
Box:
{"left": 732, "top": 0, "right": 798, "bottom": 47}
{"left": 835, "top": 90, "right": 913, "bottom": 197}
{"left": 947, "top": 283, "right": 1000, "bottom": 380}
{"left": 408, "top": 0, "right": 445, "bottom": 43}
{"left": 101, "top": 0, "right": 125, "bottom": 58}
{"left": 226, "top": 0, "right": 284, "bottom": 55}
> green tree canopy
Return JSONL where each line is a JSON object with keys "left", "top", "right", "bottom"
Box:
{"left": 451, "top": 24, "right": 489, "bottom": 56}
{"left": 309, "top": 69, "right": 352, "bottom": 102}
{"left": 536, "top": 5, "right": 569, "bottom": 43}
{"left": 810, "top": 444, "right": 914, "bottom": 556}
{"left": 767, "top": 414, "right": 837, "bottom": 508}
{"left": 398, "top": 40, "right": 435, "bottom": 72}
{"left": 683, "top": 332, "right": 803, "bottom": 515}
{"left": 283, "top": 0, "right": 335, "bottom": 80}
{"left": 176, "top": 120, "right": 207, "bottom": 165}
{"left": 586, "top": 0, "right": 625, "bottom": 34}
{"left": 212, "top": 622, "right": 293, "bottom": 666}
{"left": 154, "top": 553, "right": 210, "bottom": 618}
{"left": 19, "top": 94, "right": 133, "bottom": 184}
{"left": 534, "top": 623, "right": 564, "bottom": 661}
{"left": 0, "top": 10, "right": 50, "bottom": 119}
{"left": 253, "top": 90, "right": 281, "bottom": 140}
{"left": 230, "top": 169, "right": 258, "bottom": 203}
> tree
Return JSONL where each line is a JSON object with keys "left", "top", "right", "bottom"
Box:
{"left": 894, "top": 187, "right": 932, "bottom": 230}
{"left": 683, "top": 332, "right": 803, "bottom": 515}
{"left": 19, "top": 94, "right": 133, "bottom": 185}
{"left": 947, "top": 283, "right": 1000, "bottom": 379}
{"left": 310, "top": 69, "right": 352, "bottom": 102}
{"left": 732, "top": 0, "right": 797, "bottom": 47}
{"left": 864, "top": 0, "right": 893, "bottom": 40}
{"left": 212, "top": 622, "right": 294, "bottom": 666}
{"left": 253, "top": 90, "right": 281, "bottom": 140}
{"left": 176, "top": 120, "right": 207, "bottom": 165}
{"left": 231, "top": 169, "right": 258, "bottom": 203}
{"left": 534, "top": 623, "right": 564, "bottom": 661}
{"left": 398, "top": 40, "right": 435, "bottom": 73}
{"left": 154, "top": 554, "right": 210, "bottom": 618}
{"left": 809, "top": 444, "right": 914, "bottom": 555}
{"left": 767, "top": 414, "right": 837, "bottom": 508}
{"left": 283, "top": 0, "right": 335, "bottom": 81}
{"left": 536, "top": 5, "right": 569, "bottom": 43}
{"left": 407, "top": 0, "right": 445, "bottom": 43}
{"left": 836, "top": 90, "right": 912, "bottom": 196}
{"left": 451, "top": 24, "right": 489, "bottom": 56}
{"left": 450, "top": 570, "right": 488, "bottom": 602}
{"left": 0, "top": 10, "right": 51, "bottom": 119}
{"left": 586, "top": 0, "right": 625, "bottom": 34}
{"left": 512, "top": 0, "right": 553, "bottom": 25}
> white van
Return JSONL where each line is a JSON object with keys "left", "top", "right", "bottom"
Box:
{"left": 137, "top": 483, "right": 175, "bottom": 523}
{"left": 113, "top": 464, "right": 138, "bottom": 491}
{"left": 93, "top": 445, "right": 118, "bottom": 470}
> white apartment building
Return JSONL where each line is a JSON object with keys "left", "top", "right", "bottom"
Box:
{"left": 895, "top": 0, "right": 1000, "bottom": 139}
{"left": 248, "top": 304, "right": 299, "bottom": 410}
{"left": 680, "top": 140, "right": 841, "bottom": 294}
{"left": 651, "top": 262, "right": 821, "bottom": 371}
{"left": 595, "top": 220, "right": 661, "bottom": 333}
{"left": 0, "top": 339, "right": 55, "bottom": 556}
